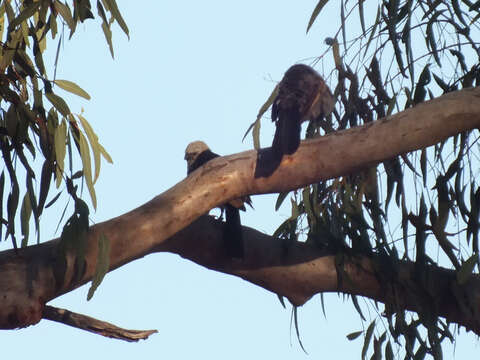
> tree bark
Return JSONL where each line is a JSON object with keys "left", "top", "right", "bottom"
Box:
{"left": 1, "top": 87, "right": 480, "bottom": 332}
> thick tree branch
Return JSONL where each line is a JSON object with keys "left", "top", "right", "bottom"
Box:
{"left": 160, "top": 216, "right": 480, "bottom": 335}
{"left": 0, "top": 88, "right": 479, "bottom": 333}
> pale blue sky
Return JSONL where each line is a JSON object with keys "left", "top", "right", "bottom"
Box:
{"left": 1, "top": 1, "right": 479, "bottom": 359}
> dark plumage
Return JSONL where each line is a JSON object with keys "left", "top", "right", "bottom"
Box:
{"left": 255, "top": 64, "right": 335, "bottom": 178}
{"left": 184, "top": 141, "right": 252, "bottom": 258}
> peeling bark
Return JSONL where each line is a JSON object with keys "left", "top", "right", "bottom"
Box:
{"left": 0, "top": 88, "right": 480, "bottom": 333}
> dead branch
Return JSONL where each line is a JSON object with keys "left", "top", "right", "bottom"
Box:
{"left": 43, "top": 305, "right": 157, "bottom": 341}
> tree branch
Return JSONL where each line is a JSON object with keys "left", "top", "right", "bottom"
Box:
{"left": 159, "top": 216, "right": 480, "bottom": 335}
{"left": 43, "top": 305, "right": 157, "bottom": 341}
{"left": 0, "top": 87, "right": 479, "bottom": 333}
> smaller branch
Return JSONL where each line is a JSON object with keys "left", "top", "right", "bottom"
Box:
{"left": 42, "top": 305, "right": 157, "bottom": 342}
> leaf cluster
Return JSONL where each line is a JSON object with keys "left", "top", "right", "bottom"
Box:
{"left": 0, "top": 0, "right": 125, "bottom": 297}
{"left": 254, "top": 1, "right": 480, "bottom": 358}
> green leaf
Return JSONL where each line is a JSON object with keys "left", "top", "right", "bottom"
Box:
{"left": 290, "top": 198, "right": 300, "bottom": 220}
{"left": 243, "top": 84, "right": 279, "bottom": 147}
{"left": 54, "top": 119, "right": 67, "bottom": 188}
{"left": 414, "top": 344, "right": 427, "bottom": 360}
{"left": 0, "top": 171, "right": 4, "bottom": 241}
{"left": 275, "top": 191, "right": 289, "bottom": 211}
{"left": 385, "top": 341, "right": 394, "bottom": 360}
{"left": 54, "top": 80, "right": 91, "bottom": 100}
{"left": 276, "top": 294, "right": 286, "bottom": 308}
{"left": 302, "top": 187, "right": 315, "bottom": 224}
{"left": 87, "top": 233, "right": 111, "bottom": 300}
{"left": 57, "top": 199, "right": 90, "bottom": 285}
{"left": 78, "top": 114, "right": 101, "bottom": 183}
{"left": 1, "top": 29, "right": 21, "bottom": 70}
{"left": 361, "top": 320, "right": 375, "bottom": 360}
{"left": 3, "top": 0, "right": 14, "bottom": 24}
{"left": 426, "top": 11, "right": 443, "bottom": 67}
{"left": 46, "top": 92, "right": 70, "bottom": 117}
{"left": 457, "top": 253, "right": 478, "bottom": 285}
{"left": 358, "top": 0, "right": 365, "bottom": 34}
{"left": 101, "top": 19, "right": 114, "bottom": 58}
{"left": 97, "top": 1, "right": 108, "bottom": 24}
{"left": 98, "top": 143, "right": 113, "bottom": 164}
{"left": 38, "top": 160, "right": 53, "bottom": 216}
{"left": 452, "top": 0, "right": 467, "bottom": 27}
{"left": 0, "top": 5, "right": 5, "bottom": 44}
{"left": 319, "top": 293, "right": 326, "bottom": 318}
{"left": 340, "top": 0, "right": 346, "bottom": 52}
{"left": 26, "top": 174, "right": 40, "bottom": 244}
{"left": 346, "top": 330, "right": 363, "bottom": 340}
{"left": 352, "top": 294, "right": 366, "bottom": 321}
{"left": 420, "top": 148, "right": 427, "bottom": 186}
{"left": 55, "top": 0, "right": 75, "bottom": 31}
{"left": 292, "top": 307, "right": 307, "bottom": 354}
{"left": 49, "top": 12, "right": 58, "bottom": 39}
{"left": 20, "top": 193, "right": 32, "bottom": 248}
{"left": 8, "top": 1, "right": 41, "bottom": 31}
{"left": 33, "top": 35, "right": 46, "bottom": 75}
{"left": 45, "top": 192, "right": 62, "bottom": 209}
{"left": 102, "top": 0, "right": 129, "bottom": 38}
{"left": 306, "top": 0, "right": 329, "bottom": 33}
{"left": 79, "top": 132, "right": 97, "bottom": 209}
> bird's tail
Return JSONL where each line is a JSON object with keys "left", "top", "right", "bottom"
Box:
{"left": 224, "top": 204, "right": 244, "bottom": 258}
{"left": 254, "top": 108, "right": 301, "bottom": 178}
{"left": 272, "top": 108, "right": 302, "bottom": 156}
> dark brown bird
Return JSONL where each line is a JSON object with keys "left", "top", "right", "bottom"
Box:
{"left": 255, "top": 64, "right": 335, "bottom": 178}
{"left": 184, "top": 141, "right": 252, "bottom": 258}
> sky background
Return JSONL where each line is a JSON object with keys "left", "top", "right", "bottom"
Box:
{"left": 1, "top": 1, "right": 480, "bottom": 359}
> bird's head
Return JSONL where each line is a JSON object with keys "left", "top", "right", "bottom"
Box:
{"left": 184, "top": 140, "right": 210, "bottom": 167}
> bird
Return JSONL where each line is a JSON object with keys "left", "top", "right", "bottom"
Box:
{"left": 255, "top": 64, "right": 335, "bottom": 178}
{"left": 184, "top": 141, "right": 252, "bottom": 258}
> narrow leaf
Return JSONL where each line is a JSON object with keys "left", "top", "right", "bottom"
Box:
{"left": 54, "top": 0, "right": 75, "bottom": 31}
{"left": 87, "top": 233, "right": 111, "bottom": 300}
{"left": 78, "top": 114, "right": 101, "bottom": 183}
{"left": 46, "top": 92, "right": 70, "bottom": 117}
{"left": 20, "top": 193, "right": 32, "bottom": 248}
{"left": 102, "top": 0, "right": 129, "bottom": 38}
{"left": 8, "top": 2, "right": 41, "bottom": 30}
{"left": 362, "top": 320, "right": 375, "bottom": 360}
{"left": 347, "top": 330, "right": 363, "bottom": 340}
{"left": 306, "top": 0, "right": 330, "bottom": 33}
{"left": 38, "top": 160, "right": 53, "bottom": 215}
{"left": 358, "top": 0, "right": 365, "bottom": 34}
{"left": 79, "top": 132, "right": 97, "bottom": 209}
{"left": 98, "top": 143, "right": 113, "bottom": 164}
{"left": 275, "top": 191, "right": 289, "bottom": 211}
{"left": 243, "top": 84, "right": 279, "bottom": 146}
{"left": 54, "top": 119, "right": 67, "bottom": 188}
{"left": 0, "top": 172, "right": 4, "bottom": 241}
{"left": 101, "top": 20, "right": 114, "bottom": 58}
{"left": 54, "top": 80, "right": 91, "bottom": 100}
{"left": 45, "top": 192, "right": 62, "bottom": 209}
{"left": 457, "top": 253, "right": 478, "bottom": 284}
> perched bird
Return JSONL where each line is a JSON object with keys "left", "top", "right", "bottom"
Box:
{"left": 184, "top": 141, "right": 252, "bottom": 258}
{"left": 255, "top": 64, "right": 335, "bottom": 178}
